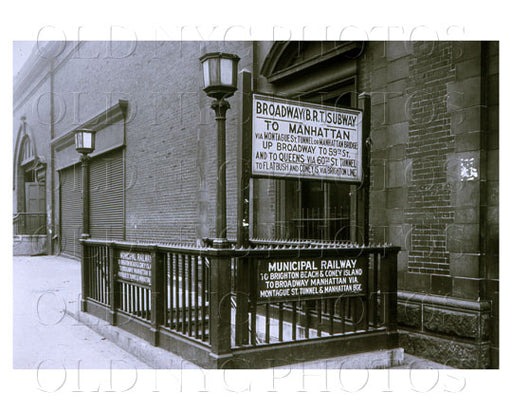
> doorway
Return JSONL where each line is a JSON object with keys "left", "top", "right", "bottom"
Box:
{"left": 14, "top": 136, "right": 46, "bottom": 235}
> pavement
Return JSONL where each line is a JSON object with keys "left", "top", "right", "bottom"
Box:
{"left": 12, "top": 255, "right": 451, "bottom": 370}
{"left": 13, "top": 255, "right": 154, "bottom": 370}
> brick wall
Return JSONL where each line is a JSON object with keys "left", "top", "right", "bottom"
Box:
{"left": 405, "top": 42, "right": 456, "bottom": 294}
{"left": 368, "top": 42, "right": 493, "bottom": 298}
{"left": 49, "top": 41, "right": 252, "bottom": 244}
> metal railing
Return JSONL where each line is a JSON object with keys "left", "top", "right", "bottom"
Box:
{"left": 82, "top": 241, "right": 211, "bottom": 346}
{"left": 13, "top": 212, "right": 47, "bottom": 235}
{"left": 81, "top": 238, "right": 399, "bottom": 368}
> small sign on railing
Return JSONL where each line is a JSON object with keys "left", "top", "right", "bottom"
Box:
{"left": 117, "top": 251, "right": 152, "bottom": 285}
{"left": 256, "top": 256, "right": 366, "bottom": 302}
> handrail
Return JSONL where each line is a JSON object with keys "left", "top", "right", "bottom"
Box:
{"left": 80, "top": 238, "right": 399, "bottom": 258}
{"left": 80, "top": 238, "right": 400, "bottom": 253}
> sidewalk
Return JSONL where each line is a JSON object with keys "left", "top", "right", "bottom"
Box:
{"left": 13, "top": 255, "right": 451, "bottom": 370}
{"left": 13, "top": 256, "right": 155, "bottom": 369}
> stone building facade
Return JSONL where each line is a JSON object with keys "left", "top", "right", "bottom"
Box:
{"left": 13, "top": 40, "right": 499, "bottom": 368}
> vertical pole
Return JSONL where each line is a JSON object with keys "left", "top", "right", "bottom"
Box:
{"left": 236, "top": 70, "right": 252, "bottom": 345}
{"left": 381, "top": 249, "right": 398, "bottom": 331}
{"left": 237, "top": 70, "right": 252, "bottom": 247}
{"left": 357, "top": 94, "right": 372, "bottom": 334}
{"left": 209, "top": 251, "right": 232, "bottom": 364}
{"left": 209, "top": 97, "right": 233, "bottom": 364}
{"left": 80, "top": 154, "right": 90, "bottom": 313}
{"left": 48, "top": 60, "right": 55, "bottom": 255}
{"left": 108, "top": 243, "right": 117, "bottom": 325}
{"left": 80, "top": 241, "right": 88, "bottom": 312}
{"left": 80, "top": 154, "right": 90, "bottom": 239}
{"left": 357, "top": 93, "right": 371, "bottom": 245}
{"left": 151, "top": 247, "right": 165, "bottom": 346}
{"left": 212, "top": 99, "right": 230, "bottom": 247}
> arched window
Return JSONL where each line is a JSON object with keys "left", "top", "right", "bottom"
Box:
{"left": 261, "top": 41, "right": 364, "bottom": 86}
{"left": 20, "top": 136, "right": 34, "bottom": 164}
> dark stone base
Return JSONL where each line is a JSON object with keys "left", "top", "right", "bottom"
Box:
{"left": 399, "top": 330, "right": 490, "bottom": 369}
{"left": 397, "top": 291, "right": 493, "bottom": 368}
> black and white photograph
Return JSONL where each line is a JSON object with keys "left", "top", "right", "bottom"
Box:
{"left": 3, "top": 0, "right": 509, "bottom": 405}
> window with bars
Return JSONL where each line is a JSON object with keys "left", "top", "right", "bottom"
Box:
{"left": 279, "top": 84, "right": 357, "bottom": 241}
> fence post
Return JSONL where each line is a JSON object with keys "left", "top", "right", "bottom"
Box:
{"left": 380, "top": 249, "right": 398, "bottom": 331}
{"left": 108, "top": 242, "right": 118, "bottom": 326}
{"left": 208, "top": 250, "right": 233, "bottom": 366}
{"left": 150, "top": 247, "right": 165, "bottom": 346}
{"left": 81, "top": 241, "right": 88, "bottom": 312}
{"left": 235, "top": 257, "right": 250, "bottom": 346}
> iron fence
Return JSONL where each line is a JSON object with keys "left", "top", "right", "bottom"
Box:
{"left": 81, "top": 238, "right": 399, "bottom": 368}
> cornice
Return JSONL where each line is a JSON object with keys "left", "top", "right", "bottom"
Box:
{"left": 13, "top": 42, "right": 79, "bottom": 112}
{"left": 51, "top": 99, "right": 128, "bottom": 151}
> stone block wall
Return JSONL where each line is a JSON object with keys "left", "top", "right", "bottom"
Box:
{"left": 484, "top": 41, "right": 499, "bottom": 367}
{"left": 366, "top": 42, "right": 498, "bottom": 368}
{"left": 397, "top": 291, "right": 491, "bottom": 368}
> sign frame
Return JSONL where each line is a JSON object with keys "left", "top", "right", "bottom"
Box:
{"left": 255, "top": 255, "right": 368, "bottom": 304}
{"left": 116, "top": 250, "right": 152, "bottom": 286}
{"left": 250, "top": 92, "right": 364, "bottom": 184}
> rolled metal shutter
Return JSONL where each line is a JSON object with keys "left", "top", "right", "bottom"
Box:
{"left": 89, "top": 148, "right": 124, "bottom": 240}
{"left": 59, "top": 164, "right": 82, "bottom": 258}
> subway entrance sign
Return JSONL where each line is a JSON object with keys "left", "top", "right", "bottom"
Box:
{"left": 251, "top": 93, "right": 363, "bottom": 182}
{"left": 256, "top": 256, "right": 367, "bottom": 303}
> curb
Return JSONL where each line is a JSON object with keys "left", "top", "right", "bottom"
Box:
{"left": 66, "top": 309, "right": 200, "bottom": 369}
{"left": 67, "top": 308, "right": 409, "bottom": 370}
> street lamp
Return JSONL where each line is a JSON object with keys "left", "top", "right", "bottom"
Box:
{"left": 200, "top": 52, "right": 240, "bottom": 248}
{"left": 74, "top": 128, "right": 96, "bottom": 239}
{"left": 75, "top": 129, "right": 96, "bottom": 155}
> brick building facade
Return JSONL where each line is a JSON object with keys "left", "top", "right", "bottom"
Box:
{"left": 13, "top": 40, "right": 499, "bottom": 368}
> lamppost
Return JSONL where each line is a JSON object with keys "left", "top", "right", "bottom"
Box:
{"left": 74, "top": 128, "right": 96, "bottom": 239}
{"left": 200, "top": 52, "right": 240, "bottom": 249}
